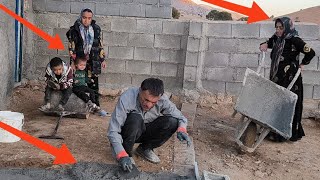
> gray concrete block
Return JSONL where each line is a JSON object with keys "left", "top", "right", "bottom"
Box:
{"left": 304, "top": 84, "right": 314, "bottom": 99}
{"left": 300, "top": 54, "right": 318, "bottom": 71}
{"left": 128, "top": 33, "right": 154, "bottom": 48}
{"left": 132, "top": 0, "right": 158, "bottom": 5}
{"left": 160, "top": 49, "right": 185, "bottom": 64}
{"left": 151, "top": 62, "right": 178, "bottom": 77}
{"left": 108, "top": 0, "right": 133, "bottom": 3}
{"left": 94, "top": 17, "right": 112, "bottom": 32}
{"left": 230, "top": 54, "right": 259, "bottom": 68}
{"left": 35, "top": 14, "right": 58, "bottom": 29}
{"left": 208, "top": 38, "right": 238, "bottom": 53}
{"left": 126, "top": 60, "right": 151, "bottom": 74}
{"left": 34, "top": 41, "right": 59, "bottom": 55}
{"left": 32, "top": 0, "right": 46, "bottom": 12}
{"left": 205, "top": 67, "right": 235, "bottom": 82}
{"left": 235, "top": 67, "right": 247, "bottom": 82}
{"left": 296, "top": 24, "right": 320, "bottom": 40}
{"left": 180, "top": 35, "right": 188, "bottom": 50}
{"left": 104, "top": 73, "right": 132, "bottom": 87}
{"left": 146, "top": 5, "right": 171, "bottom": 19}
{"left": 303, "top": 71, "right": 320, "bottom": 85}
{"left": 187, "top": 37, "right": 200, "bottom": 52}
{"left": 96, "top": 3, "right": 120, "bottom": 16}
{"left": 206, "top": 23, "right": 232, "bottom": 38}
{"left": 53, "top": 28, "right": 69, "bottom": 43}
{"left": 184, "top": 66, "right": 197, "bottom": 81}
{"left": 202, "top": 80, "right": 226, "bottom": 94}
{"left": 120, "top": 3, "right": 146, "bottom": 17}
{"left": 46, "top": 0, "right": 71, "bottom": 13}
{"left": 185, "top": 52, "right": 198, "bottom": 66}
{"left": 105, "top": 59, "right": 126, "bottom": 73}
{"left": 70, "top": 2, "right": 95, "bottom": 14}
{"left": 189, "top": 21, "right": 203, "bottom": 37}
{"left": 226, "top": 82, "right": 242, "bottom": 96}
{"left": 260, "top": 22, "right": 275, "bottom": 39}
{"left": 232, "top": 23, "right": 260, "bottom": 38}
{"left": 134, "top": 47, "right": 160, "bottom": 61}
{"left": 108, "top": 46, "right": 134, "bottom": 59}
{"left": 136, "top": 19, "right": 162, "bottom": 34}
{"left": 162, "top": 77, "right": 183, "bottom": 89}
{"left": 183, "top": 80, "right": 196, "bottom": 89}
{"left": 238, "top": 39, "right": 262, "bottom": 53}
{"left": 154, "top": 35, "right": 181, "bottom": 49}
{"left": 57, "top": 14, "right": 78, "bottom": 29}
{"left": 104, "top": 32, "right": 129, "bottom": 46}
{"left": 159, "top": 0, "right": 172, "bottom": 5}
{"left": 313, "top": 86, "right": 320, "bottom": 99}
{"left": 35, "top": 55, "right": 51, "bottom": 68}
{"left": 163, "top": 21, "right": 188, "bottom": 35}
{"left": 111, "top": 18, "right": 137, "bottom": 33}
{"left": 204, "top": 52, "right": 229, "bottom": 67}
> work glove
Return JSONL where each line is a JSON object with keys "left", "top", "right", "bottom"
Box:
{"left": 177, "top": 127, "right": 191, "bottom": 147}
{"left": 119, "top": 156, "right": 133, "bottom": 172}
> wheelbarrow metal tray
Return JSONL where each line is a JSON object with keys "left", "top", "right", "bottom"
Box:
{"left": 234, "top": 68, "right": 298, "bottom": 139}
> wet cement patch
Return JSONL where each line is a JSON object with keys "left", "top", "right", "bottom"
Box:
{"left": 0, "top": 162, "right": 194, "bottom": 180}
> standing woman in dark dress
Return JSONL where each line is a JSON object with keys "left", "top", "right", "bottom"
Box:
{"left": 260, "top": 17, "right": 316, "bottom": 142}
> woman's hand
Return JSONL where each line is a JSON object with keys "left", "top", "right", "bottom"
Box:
{"left": 101, "top": 61, "right": 107, "bottom": 69}
{"left": 259, "top": 43, "right": 268, "bottom": 52}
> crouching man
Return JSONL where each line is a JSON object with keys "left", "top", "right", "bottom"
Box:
{"left": 107, "top": 78, "right": 191, "bottom": 172}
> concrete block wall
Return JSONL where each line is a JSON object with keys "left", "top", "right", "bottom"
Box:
{"left": 33, "top": 0, "right": 172, "bottom": 19}
{"left": 0, "top": 0, "right": 16, "bottom": 109}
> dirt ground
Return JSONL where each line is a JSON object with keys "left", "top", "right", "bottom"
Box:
{"left": 1, "top": 83, "right": 320, "bottom": 180}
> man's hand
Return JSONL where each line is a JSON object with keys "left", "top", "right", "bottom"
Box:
{"left": 119, "top": 156, "right": 133, "bottom": 172}
{"left": 177, "top": 127, "right": 191, "bottom": 147}
{"left": 299, "top": 64, "right": 304, "bottom": 71}
{"left": 259, "top": 43, "right": 268, "bottom": 52}
{"left": 101, "top": 61, "right": 107, "bottom": 69}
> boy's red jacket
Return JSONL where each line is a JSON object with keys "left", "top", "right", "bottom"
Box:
{"left": 45, "top": 61, "right": 73, "bottom": 90}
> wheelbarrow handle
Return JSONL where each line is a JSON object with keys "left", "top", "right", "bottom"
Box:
{"left": 256, "top": 52, "right": 266, "bottom": 74}
{"left": 287, "top": 68, "right": 301, "bottom": 90}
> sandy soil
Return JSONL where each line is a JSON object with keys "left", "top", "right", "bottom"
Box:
{"left": 1, "top": 82, "right": 320, "bottom": 180}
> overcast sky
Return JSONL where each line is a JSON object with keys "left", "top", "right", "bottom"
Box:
{"left": 192, "top": 0, "right": 320, "bottom": 16}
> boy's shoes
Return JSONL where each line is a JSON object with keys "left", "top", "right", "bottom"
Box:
{"left": 39, "top": 103, "right": 51, "bottom": 111}
{"left": 56, "top": 104, "right": 64, "bottom": 111}
{"left": 97, "top": 110, "right": 111, "bottom": 117}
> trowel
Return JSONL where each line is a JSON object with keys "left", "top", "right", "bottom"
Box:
{"left": 117, "top": 164, "right": 140, "bottom": 179}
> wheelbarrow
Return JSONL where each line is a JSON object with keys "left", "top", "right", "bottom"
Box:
{"left": 233, "top": 52, "right": 301, "bottom": 152}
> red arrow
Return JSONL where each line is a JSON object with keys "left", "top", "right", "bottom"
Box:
{"left": 202, "top": 0, "right": 269, "bottom": 24}
{"left": 0, "top": 4, "right": 64, "bottom": 49}
{"left": 0, "top": 121, "right": 76, "bottom": 165}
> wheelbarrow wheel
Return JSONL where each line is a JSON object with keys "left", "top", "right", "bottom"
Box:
{"left": 242, "top": 121, "right": 257, "bottom": 148}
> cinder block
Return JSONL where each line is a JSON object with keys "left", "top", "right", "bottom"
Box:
{"left": 184, "top": 66, "right": 197, "bottom": 81}
{"left": 151, "top": 62, "right": 178, "bottom": 77}
{"left": 46, "top": 0, "right": 71, "bottom": 13}
{"left": 32, "top": 0, "right": 46, "bottom": 12}
{"left": 70, "top": 2, "right": 95, "bottom": 14}
{"left": 238, "top": 39, "right": 262, "bottom": 53}
{"left": 34, "top": 41, "right": 59, "bottom": 56}
{"left": 163, "top": 21, "right": 188, "bottom": 35}
{"left": 57, "top": 14, "right": 78, "bottom": 29}
{"left": 126, "top": 61, "right": 151, "bottom": 75}
{"left": 104, "top": 32, "right": 129, "bottom": 46}
{"left": 185, "top": 52, "right": 198, "bottom": 66}
{"left": 120, "top": 3, "right": 146, "bottom": 17}
{"left": 132, "top": 0, "right": 158, "bottom": 5}
{"left": 204, "top": 52, "right": 229, "bottom": 67}
{"left": 183, "top": 80, "right": 196, "bottom": 89}
{"left": 35, "top": 55, "right": 51, "bottom": 68}
{"left": 180, "top": 35, "right": 188, "bottom": 50}
{"left": 202, "top": 80, "right": 226, "bottom": 94}
{"left": 300, "top": 54, "right": 318, "bottom": 71}
{"left": 146, "top": 5, "right": 171, "bottom": 19}
{"left": 189, "top": 21, "right": 203, "bottom": 37}
{"left": 303, "top": 71, "right": 320, "bottom": 85}
{"left": 111, "top": 18, "right": 137, "bottom": 33}
{"left": 187, "top": 37, "right": 200, "bottom": 52}
{"left": 235, "top": 67, "right": 247, "bottom": 82}
{"left": 159, "top": 0, "right": 172, "bottom": 5}
{"left": 232, "top": 23, "right": 260, "bottom": 38}
{"left": 131, "top": 74, "right": 153, "bottom": 86}
{"left": 260, "top": 22, "right": 275, "bottom": 39}
{"left": 313, "top": 86, "right": 320, "bottom": 99}
{"left": 154, "top": 35, "right": 181, "bottom": 49}
{"left": 96, "top": 3, "right": 120, "bottom": 16}
{"left": 108, "top": 46, "right": 134, "bottom": 59}
{"left": 160, "top": 49, "right": 185, "bottom": 64}
{"left": 104, "top": 73, "right": 132, "bottom": 87}
{"left": 296, "top": 24, "right": 320, "bottom": 40}
{"left": 53, "top": 28, "right": 69, "bottom": 43}
{"left": 136, "top": 19, "right": 162, "bottom": 34}
{"left": 105, "top": 59, "right": 126, "bottom": 73}
{"left": 230, "top": 54, "right": 259, "bottom": 68}
{"left": 304, "top": 84, "right": 314, "bottom": 99}
{"left": 128, "top": 33, "right": 154, "bottom": 48}
{"left": 208, "top": 38, "right": 238, "bottom": 53}
{"left": 108, "top": 0, "right": 133, "bottom": 3}
{"left": 94, "top": 17, "right": 112, "bottom": 32}
{"left": 206, "top": 23, "right": 232, "bottom": 38}
{"left": 35, "top": 14, "right": 58, "bottom": 29}
{"left": 134, "top": 47, "right": 160, "bottom": 61}
{"left": 162, "top": 77, "right": 183, "bottom": 89}
{"left": 205, "top": 67, "right": 235, "bottom": 82}
{"left": 226, "top": 82, "right": 243, "bottom": 96}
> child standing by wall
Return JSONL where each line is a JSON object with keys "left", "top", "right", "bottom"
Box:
{"left": 39, "top": 57, "right": 73, "bottom": 111}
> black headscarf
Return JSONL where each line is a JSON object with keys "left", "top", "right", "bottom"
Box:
{"left": 270, "top": 17, "right": 299, "bottom": 82}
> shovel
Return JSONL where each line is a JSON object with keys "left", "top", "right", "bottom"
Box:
{"left": 39, "top": 112, "right": 70, "bottom": 140}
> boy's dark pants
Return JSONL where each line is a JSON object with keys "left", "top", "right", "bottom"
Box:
{"left": 88, "top": 74, "right": 100, "bottom": 106}
{"left": 73, "top": 85, "right": 99, "bottom": 105}
{"left": 44, "top": 85, "right": 72, "bottom": 105}
{"left": 121, "top": 113, "right": 179, "bottom": 157}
